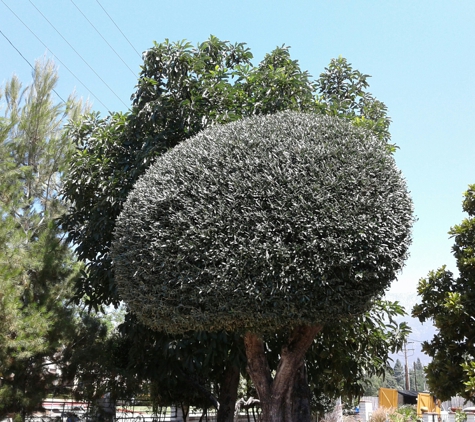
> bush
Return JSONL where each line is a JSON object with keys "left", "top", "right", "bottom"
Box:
{"left": 390, "top": 405, "right": 417, "bottom": 422}
{"left": 370, "top": 407, "right": 389, "bottom": 422}
{"left": 112, "top": 111, "right": 413, "bottom": 334}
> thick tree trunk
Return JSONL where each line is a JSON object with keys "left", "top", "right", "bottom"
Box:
{"left": 216, "top": 363, "right": 241, "bottom": 422}
{"left": 290, "top": 363, "right": 313, "bottom": 422}
{"left": 244, "top": 325, "right": 323, "bottom": 422}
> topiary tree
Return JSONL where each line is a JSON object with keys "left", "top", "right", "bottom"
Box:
{"left": 112, "top": 111, "right": 413, "bottom": 422}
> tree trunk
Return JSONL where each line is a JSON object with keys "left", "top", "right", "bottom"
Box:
{"left": 216, "top": 363, "right": 241, "bottom": 422}
{"left": 290, "top": 363, "right": 313, "bottom": 422}
{"left": 244, "top": 325, "right": 323, "bottom": 422}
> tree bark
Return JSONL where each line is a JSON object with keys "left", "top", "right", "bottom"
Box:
{"left": 216, "top": 363, "right": 241, "bottom": 422}
{"left": 244, "top": 324, "right": 323, "bottom": 422}
{"left": 290, "top": 362, "right": 313, "bottom": 422}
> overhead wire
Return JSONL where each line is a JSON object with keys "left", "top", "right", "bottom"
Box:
{"left": 69, "top": 0, "right": 137, "bottom": 78}
{"left": 28, "top": 0, "right": 129, "bottom": 109}
{"left": 0, "top": 0, "right": 111, "bottom": 112}
{"left": 96, "top": 0, "right": 142, "bottom": 59}
{"left": 0, "top": 29, "right": 67, "bottom": 103}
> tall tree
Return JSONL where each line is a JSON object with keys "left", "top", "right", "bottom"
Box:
{"left": 62, "top": 37, "right": 408, "bottom": 421}
{"left": 408, "top": 358, "right": 425, "bottom": 392}
{"left": 393, "top": 359, "right": 405, "bottom": 389}
{"left": 413, "top": 185, "right": 475, "bottom": 400}
{"left": 112, "top": 111, "right": 413, "bottom": 422}
{"left": 0, "top": 59, "right": 86, "bottom": 420}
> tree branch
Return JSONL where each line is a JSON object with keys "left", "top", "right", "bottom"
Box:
{"left": 243, "top": 332, "right": 272, "bottom": 400}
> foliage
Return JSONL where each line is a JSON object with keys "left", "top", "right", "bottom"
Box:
{"left": 409, "top": 358, "right": 426, "bottom": 391}
{"left": 366, "top": 357, "right": 426, "bottom": 394}
{"left": 305, "top": 300, "right": 409, "bottom": 406}
{"left": 112, "top": 111, "right": 413, "bottom": 334}
{"left": 363, "top": 372, "right": 399, "bottom": 397}
{"left": 316, "top": 56, "right": 393, "bottom": 149}
{"left": 61, "top": 36, "right": 406, "bottom": 417}
{"left": 413, "top": 185, "right": 475, "bottom": 401}
{"left": 0, "top": 59, "right": 87, "bottom": 419}
{"left": 370, "top": 407, "right": 388, "bottom": 422}
{"left": 389, "top": 406, "right": 417, "bottom": 422}
{"left": 54, "top": 309, "right": 138, "bottom": 406}
{"left": 115, "top": 315, "right": 246, "bottom": 410}
{"left": 456, "top": 410, "right": 468, "bottom": 422}
{"left": 62, "top": 37, "right": 393, "bottom": 309}
{"left": 393, "top": 359, "right": 405, "bottom": 389}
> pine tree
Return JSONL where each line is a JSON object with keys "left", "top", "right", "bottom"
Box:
{"left": 0, "top": 59, "right": 87, "bottom": 420}
{"left": 409, "top": 358, "right": 426, "bottom": 392}
{"left": 393, "top": 359, "right": 405, "bottom": 389}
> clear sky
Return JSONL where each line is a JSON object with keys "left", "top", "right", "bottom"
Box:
{"left": 2, "top": 0, "right": 474, "bottom": 364}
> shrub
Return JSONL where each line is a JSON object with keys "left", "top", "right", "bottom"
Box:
{"left": 112, "top": 111, "right": 413, "bottom": 334}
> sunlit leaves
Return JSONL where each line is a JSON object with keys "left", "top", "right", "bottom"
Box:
{"left": 413, "top": 184, "right": 475, "bottom": 400}
{"left": 0, "top": 59, "right": 86, "bottom": 418}
{"left": 63, "top": 37, "right": 394, "bottom": 310}
{"left": 112, "top": 111, "right": 413, "bottom": 334}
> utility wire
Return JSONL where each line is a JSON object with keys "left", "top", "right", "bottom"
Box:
{"left": 0, "top": 0, "right": 111, "bottom": 112}
{"left": 96, "top": 0, "right": 142, "bottom": 59}
{"left": 28, "top": 0, "right": 129, "bottom": 109}
{"left": 0, "top": 28, "right": 67, "bottom": 103}
{"left": 70, "top": 0, "right": 137, "bottom": 77}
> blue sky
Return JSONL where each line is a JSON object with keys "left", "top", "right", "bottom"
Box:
{"left": 2, "top": 0, "right": 475, "bottom": 363}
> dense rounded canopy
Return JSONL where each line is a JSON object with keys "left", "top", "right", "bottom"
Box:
{"left": 112, "top": 111, "right": 413, "bottom": 334}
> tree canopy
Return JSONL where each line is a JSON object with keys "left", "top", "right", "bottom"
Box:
{"left": 413, "top": 185, "right": 475, "bottom": 400}
{"left": 62, "top": 38, "right": 393, "bottom": 309}
{"left": 112, "top": 111, "right": 413, "bottom": 334}
{"left": 62, "top": 36, "right": 410, "bottom": 422}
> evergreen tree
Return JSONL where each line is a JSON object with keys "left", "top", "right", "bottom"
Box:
{"left": 393, "top": 359, "right": 405, "bottom": 389}
{"left": 0, "top": 59, "right": 87, "bottom": 420}
{"left": 409, "top": 358, "right": 426, "bottom": 391}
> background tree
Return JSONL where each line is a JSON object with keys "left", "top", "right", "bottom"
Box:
{"left": 112, "top": 111, "right": 413, "bottom": 422}
{"left": 413, "top": 185, "right": 475, "bottom": 400}
{"left": 408, "top": 358, "right": 426, "bottom": 391}
{"left": 316, "top": 56, "right": 393, "bottom": 149}
{"left": 62, "top": 37, "right": 407, "bottom": 420}
{"left": 303, "top": 300, "right": 409, "bottom": 412}
{"left": 363, "top": 372, "right": 399, "bottom": 397}
{"left": 0, "top": 59, "right": 87, "bottom": 420}
{"left": 393, "top": 359, "right": 405, "bottom": 390}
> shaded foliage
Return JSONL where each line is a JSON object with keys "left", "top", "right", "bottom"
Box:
{"left": 305, "top": 301, "right": 409, "bottom": 407}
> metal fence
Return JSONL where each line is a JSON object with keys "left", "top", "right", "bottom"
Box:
{"left": 23, "top": 402, "right": 260, "bottom": 422}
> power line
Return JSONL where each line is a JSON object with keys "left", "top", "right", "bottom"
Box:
{"left": 407, "top": 338, "right": 424, "bottom": 343}
{"left": 0, "top": 28, "right": 66, "bottom": 103}
{"left": 28, "top": 0, "right": 129, "bottom": 109}
{"left": 96, "top": 0, "right": 142, "bottom": 59}
{"left": 0, "top": 29, "right": 35, "bottom": 72}
{"left": 0, "top": 0, "right": 111, "bottom": 112}
{"left": 69, "top": 0, "right": 137, "bottom": 77}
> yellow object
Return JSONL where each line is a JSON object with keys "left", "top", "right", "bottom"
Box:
{"left": 379, "top": 388, "right": 398, "bottom": 409}
{"left": 417, "top": 393, "right": 440, "bottom": 417}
